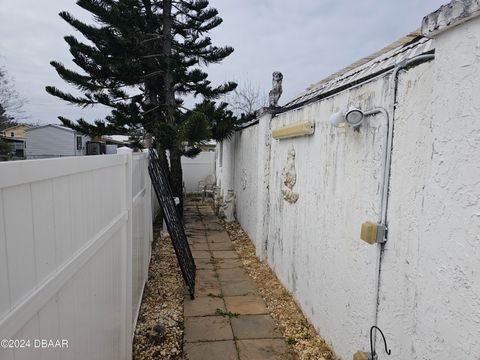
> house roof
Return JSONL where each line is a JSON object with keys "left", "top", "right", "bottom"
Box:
{"left": 26, "top": 124, "right": 76, "bottom": 133}
{"left": 282, "top": 31, "right": 435, "bottom": 110}
{"left": 1, "top": 124, "right": 30, "bottom": 132}
{"left": 104, "top": 135, "right": 130, "bottom": 143}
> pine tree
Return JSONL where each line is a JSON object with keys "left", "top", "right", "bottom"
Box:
{"left": 47, "top": 0, "right": 241, "bottom": 211}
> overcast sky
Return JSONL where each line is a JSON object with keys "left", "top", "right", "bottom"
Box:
{"left": 0, "top": 0, "right": 446, "bottom": 125}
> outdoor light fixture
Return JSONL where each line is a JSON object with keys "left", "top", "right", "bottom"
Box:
{"left": 329, "top": 107, "right": 365, "bottom": 128}
{"left": 330, "top": 106, "right": 391, "bottom": 244}
{"left": 272, "top": 120, "right": 315, "bottom": 140}
{"left": 345, "top": 108, "right": 365, "bottom": 127}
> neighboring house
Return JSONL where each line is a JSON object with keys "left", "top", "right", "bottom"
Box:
{"left": 0, "top": 124, "right": 30, "bottom": 139}
{"left": 25, "top": 124, "right": 90, "bottom": 159}
{"left": 0, "top": 124, "right": 30, "bottom": 157}
{"left": 199, "top": 140, "right": 216, "bottom": 152}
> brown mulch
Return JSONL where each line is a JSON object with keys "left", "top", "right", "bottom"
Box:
{"left": 223, "top": 220, "right": 338, "bottom": 360}
{"left": 133, "top": 229, "right": 184, "bottom": 360}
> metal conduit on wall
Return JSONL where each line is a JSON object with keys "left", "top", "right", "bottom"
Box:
{"left": 371, "top": 54, "right": 435, "bottom": 346}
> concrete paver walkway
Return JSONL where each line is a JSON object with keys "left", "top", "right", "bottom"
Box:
{"left": 183, "top": 203, "right": 292, "bottom": 360}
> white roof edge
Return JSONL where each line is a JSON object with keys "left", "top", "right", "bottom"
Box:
{"left": 26, "top": 124, "right": 76, "bottom": 133}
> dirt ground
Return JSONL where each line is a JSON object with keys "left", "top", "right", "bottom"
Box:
{"left": 133, "top": 227, "right": 184, "bottom": 360}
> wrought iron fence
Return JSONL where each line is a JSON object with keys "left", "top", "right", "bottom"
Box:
{"left": 148, "top": 149, "right": 196, "bottom": 298}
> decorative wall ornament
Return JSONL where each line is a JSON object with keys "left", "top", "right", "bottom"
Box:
{"left": 281, "top": 146, "right": 299, "bottom": 203}
{"left": 213, "top": 186, "right": 222, "bottom": 214}
{"left": 269, "top": 71, "right": 283, "bottom": 107}
{"left": 241, "top": 168, "right": 247, "bottom": 190}
{"left": 219, "top": 190, "right": 235, "bottom": 222}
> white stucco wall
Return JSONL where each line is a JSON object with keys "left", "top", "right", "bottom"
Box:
{"left": 232, "top": 125, "right": 260, "bottom": 242}
{"left": 217, "top": 112, "right": 273, "bottom": 253}
{"left": 377, "top": 17, "right": 480, "bottom": 360}
{"left": 266, "top": 77, "right": 396, "bottom": 358}
{"left": 217, "top": 136, "right": 236, "bottom": 199}
{"left": 216, "top": 5, "right": 480, "bottom": 359}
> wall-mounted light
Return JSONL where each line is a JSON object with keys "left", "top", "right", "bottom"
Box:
{"left": 272, "top": 121, "right": 315, "bottom": 140}
{"left": 345, "top": 108, "right": 365, "bottom": 127}
{"left": 329, "top": 107, "right": 365, "bottom": 128}
{"left": 330, "top": 106, "right": 391, "bottom": 244}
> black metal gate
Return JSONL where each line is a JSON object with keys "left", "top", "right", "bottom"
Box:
{"left": 148, "top": 149, "right": 196, "bottom": 298}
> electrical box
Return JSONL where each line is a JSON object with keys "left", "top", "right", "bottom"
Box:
{"left": 353, "top": 351, "right": 375, "bottom": 360}
{"left": 360, "top": 221, "right": 386, "bottom": 244}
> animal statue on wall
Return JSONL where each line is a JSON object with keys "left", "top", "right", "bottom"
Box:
{"left": 269, "top": 71, "right": 283, "bottom": 107}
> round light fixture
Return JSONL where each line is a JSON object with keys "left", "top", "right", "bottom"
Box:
{"left": 345, "top": 108, "right": 365, "bottom": 127}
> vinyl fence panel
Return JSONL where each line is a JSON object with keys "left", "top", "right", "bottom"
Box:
{"left": 0, "top": 153, "right": 153, "bottom": 360}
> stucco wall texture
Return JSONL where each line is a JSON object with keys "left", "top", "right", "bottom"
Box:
{"left": 217, "top": 7, "right": 480, "bottom": 360}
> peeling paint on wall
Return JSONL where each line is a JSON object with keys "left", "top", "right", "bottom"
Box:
{"left": 241, "top": 168, "right": 247, "bottom": 190}
{"left": 216, "top": 12, "right": 480, "bottom": 360}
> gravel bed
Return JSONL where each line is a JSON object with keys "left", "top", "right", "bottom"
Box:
{"left": 133, "top": 229, "right": 184, "bottom": 360}
{"left": 224, "top": 220, "right": 338, "bottom": 360}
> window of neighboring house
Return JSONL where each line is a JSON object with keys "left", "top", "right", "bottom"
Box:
{"left": 76, "top": 136, "right": 83, "bottom": 150}
{"left": 10, "top": 132, "right": 14, "bottom": 137}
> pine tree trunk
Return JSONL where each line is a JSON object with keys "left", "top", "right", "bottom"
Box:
{"left": 162, "top": 0, "right": 184, "bottom": 215}
{"left": 169, "top": 147, "right": 184, "bottom": 217}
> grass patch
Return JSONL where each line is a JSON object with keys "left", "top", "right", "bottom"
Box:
{"left": 207, "top": 293, "right": 224, "bottom": 298}
{"left": 286, "top": 336, "right": 297, "bottom": 345}
{"left": 215, "top": 308, "right": 239, "bottom": 318}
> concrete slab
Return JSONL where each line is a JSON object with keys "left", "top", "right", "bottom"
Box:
{"left": 231, "top": 315, "right": 282, "bottom": 339}
{"left": 192, "top": 250, "right": 211, "bottom": 259}
{"left": 221, "top": 280, "right": 258, "bottom": 296}
{"left": 212, "top": 251, "right": 238, "bottom": 259}
{"left": 208, "top": 242, "right": 234, "bottom": 251}
{"left": 195, "top": 279, "right": 222, "bottom": 297}
{"left": 237, "top": 339, "right": 292, "bottom": 360}
{"left": 191, "top": 242, "right": 210, "bottom": 251}
{"left": 217, "top": 268, "right": 250, "bottom": 282}
{"left": 184, "top": 316, "right": 233, "bottom": 342}
{"left": 215, "top": 258, "right": 244, "bottom": 269}
{"left": 196, "top": 270, "right": 218, "bottom": 283}
{"left": 184, "top": 296, "right": 226, "bottom": 317}
{"left": 195, "top": 258, "right": 215, "bottom": 270}
{"left": 224, "top": 295, "right": 268, "bottom": 315}
{"left": 183, "top": 204, "right": 292, "bottom": 360}
{"left": 207, "top": 232, "right": 231, "bottom": 243}
{"left": 184, "top": 341, "right": 238, "bottom": 360}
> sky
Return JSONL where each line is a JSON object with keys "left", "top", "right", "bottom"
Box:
{"left": 0, "top": 0, "right": 447, "bottom": 125}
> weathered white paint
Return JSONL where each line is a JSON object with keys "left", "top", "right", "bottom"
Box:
{"left": 217, "top": 5, "right": 480, "bottom": 359}
{"left": 181, "top": 151, "right": 215, "bottom": 193}
{"left": 0, "top": 152, "right": 153, "bottom": 359}
{"left": 131, "top": 153, "right": 153, "bottom": 331}
{"left": 25, "top": 125, "right": 89, "bottom": 159}
{"left": 377, "top": 16, "right": 480, "bottom": 360}
{"left": 232, "top": 124, "right": 259, "bottom": 243}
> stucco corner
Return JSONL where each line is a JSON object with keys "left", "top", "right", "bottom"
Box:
{"left": 421, "top": 0, "right": 480, "bottom": 37}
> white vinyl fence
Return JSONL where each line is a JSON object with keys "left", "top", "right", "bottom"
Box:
{"left": 0, "top": 152, "right": 153, "bottom": 360}
{"left": 181, "top": 152, "right": 215, "bottom": 193}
